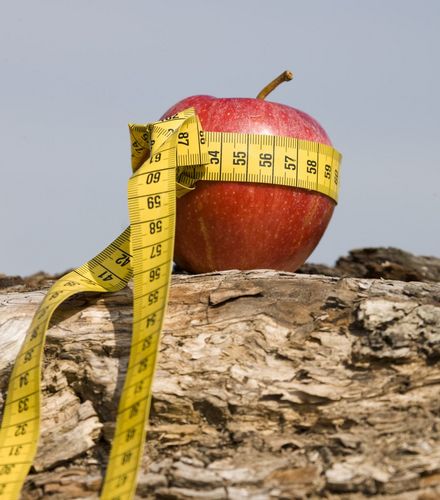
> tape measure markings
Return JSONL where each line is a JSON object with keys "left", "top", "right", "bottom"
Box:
{"left": 79, "top": 263, "right": 127, "bottom": 282}
{"left": 175, "top": 131, "right": 340, "bottom": 202}
{"left": 0, "top": 108, "right": 341, "bottom": 500}
{"left": 130, "top": 165, "right": 176, "bottom": 180}
{"left": 100, "top": 121, "right": 184, "bottom": 499}
{"left": 131, "top": 236, "right": 173, "bottom": 254}
{"left": 127, "top": 187, "right": 175, "bottom": 201}
{"left": 0, "top": 225, "right": 135, "bottom": 498}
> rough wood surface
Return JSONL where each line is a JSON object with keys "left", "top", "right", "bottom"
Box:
{"left": 297, "top": 247, "right": 440, "bottom": 283}
{"left": 1, "top": 270, "right": 440, "bottom": 499}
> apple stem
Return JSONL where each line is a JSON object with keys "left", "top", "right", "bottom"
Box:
{"left": 256, "top": 70, "right": 294, "bottom": 100}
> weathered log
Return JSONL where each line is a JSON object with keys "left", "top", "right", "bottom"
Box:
{"left": 0, "top": 270, "right": 440, "bottom": 499}
{"left": 297, "top": 247, "right": 440, "bottom": 283}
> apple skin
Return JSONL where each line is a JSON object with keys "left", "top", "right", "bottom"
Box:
{"left": 161, "top": 95, "right": 335, "bottom": 273}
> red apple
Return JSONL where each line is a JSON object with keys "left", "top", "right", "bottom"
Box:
{"left": 161, "top": 71, "right": 337, "bottom": 273}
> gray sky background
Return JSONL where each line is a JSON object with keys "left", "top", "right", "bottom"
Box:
{"left": 1, "top": 0, "right": 439, "bottom": 276}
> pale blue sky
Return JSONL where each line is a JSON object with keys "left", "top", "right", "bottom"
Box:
{"left": 1, "top": 0, "right": 439, "bottom": 275}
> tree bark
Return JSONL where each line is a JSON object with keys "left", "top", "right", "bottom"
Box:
{"left": 0, "top": 270, "right": 439, "bottom": 499}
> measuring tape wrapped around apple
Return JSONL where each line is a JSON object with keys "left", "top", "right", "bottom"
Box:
{"left": 0, "top": 72, "right": 342, "bottom": 499}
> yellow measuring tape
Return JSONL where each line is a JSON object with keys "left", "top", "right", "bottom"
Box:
{"left": 0, "top": 108, "right": 341, "bottom": 499}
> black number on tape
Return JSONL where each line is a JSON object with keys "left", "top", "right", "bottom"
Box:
{"left": 233, "top": 151, "right": 246, "bottom": 166}
{"left": 18, "top": 397, "right": 29, "bottom": 413}
{"left": 149, "top": 221, "right": 162, "bottom": 235}
{"left": 307, "top": 159, "right": 317, "bottom": 174}
{"left": 15, "top": 423, "right": 27, "bottom": 436}
{"left": 138, "top": 358, "right": 149, "bottom": 373}
{"left": 30, "top": 328, "right": 39, "bottom": 340}
{"left": 208, "top": 151, "right": 220, "bottom": 164}
{"left": 142, "top": 336, "right": 152, "bottom": 350}
{"left": 259, "top": 153, "right": 273, "bottom": 168}
{"left": 148, "top": 291, "right": 159, "bottom": 305}
{"left": 284, "top": 155, "right": 296, "bottom": 170}
{"left": 146, "top": 313, "right": 156, "bottom": 327}
{"left": 146, "top": 172, "right": 161, "bottom": 184}
{"left": 149, "top": 268, "right": 160, "bottom": 282}
{"left": 98, "top": 271, "right": 113, "bottom": 281}
{"left": 9, "top": 445, "right": 22, "bottom": 456}
{"left": 178, "top": 132, "right": 189, "bottom": 146}
{"left": 129, "top": 402, "right": 140, "bottom": 417}
{"left": 0, "top": 464, "right": 14, "bottom": 476}
{"left": 324, "top": 164, "right": 332, "bottom": 179}
{"left": 19, "top": 371, "right": 29, "bottom": 387}
{"left": 24, "top": 348, "right": 34, "bottom": 363}
{"left": 147, "top": 195, "right": 161, "bottom": 209}
{"left": 150, "top": 244, "right": 162, "bottom": 258}
{"left": 134, "top": 381, "right": 144, "bottom": 394}
{"left": 125, "top": 427, "right": 136, "bottom": 442}
{"left": 117, "top": 474, "right": 128, "bottom": 487}
{"left": 116, "top": 254, "right": 131, "bottom": 267}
